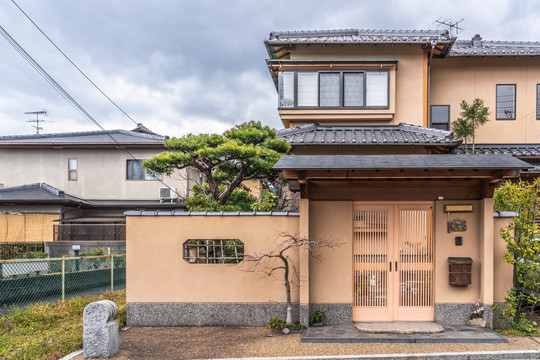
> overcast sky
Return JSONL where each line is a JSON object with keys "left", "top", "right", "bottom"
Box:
{"left": 1, "top": 0, "right": 539, "bottom": 137}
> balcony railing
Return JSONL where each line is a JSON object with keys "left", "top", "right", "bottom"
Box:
{"left": 53, "top": 224, "right": 126, "bottom": 241}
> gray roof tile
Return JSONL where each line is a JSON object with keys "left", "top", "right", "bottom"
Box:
{"left": 273, "top": 154, "right": 533, "bottom": 170}
{"left": 266, "top": 29, "right": 452, "bottom": 45}
{"left": 0, "top": 183, "right": 88, "bottom": 203}
{"left": 277, "top": 123, "right": 460, "bottom": 146}
{"left": 0, "top": 129, "right": 166, "bottom": 145}
{"left": 454, "top": 144, "right": 540, "bottom": 157}
{"left": 451, "top": 39, "right": 540, "bottom": 56}
{"left": 124, "top": 210, "right": 299, "bottom": 216}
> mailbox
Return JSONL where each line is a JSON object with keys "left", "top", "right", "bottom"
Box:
{"left": 448, "top": 257, "right": 472, "bottom": 286}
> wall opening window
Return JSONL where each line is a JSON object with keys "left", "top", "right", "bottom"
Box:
{"left": 496, "top": 84, "right": 516, "bottom": 120}
{"left": 68, "top": 158, "right": 77, "bottom": 181}
{"left": 430, "top": 105, "right": 450, "bottom": 131}
{"left": 277, "top": 70, "right": 389, "bottom": 109}
{"left": 537, "top": 84, "right": 540, "bottom": 120}
{"left": 278, "top": 72, "right": 295, "bottom": 108}
{"left": 183, "top": 239, "right": 244, "bottom": 264}
{"left": 126, "top": 159, "right": 162, "bottom": 180}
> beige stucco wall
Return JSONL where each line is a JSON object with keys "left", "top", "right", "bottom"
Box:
{"left": 493, "top": 217, "right": 514, "bottom": 303}
{"left": 126, "top": 215, "right": 300, "bottom": 303}
{"left": 431, "top": 56, "right": 540, "bottom": 143}
{"left": 0, "top": 149, "right": 188, "bottom": 200}
{"left": 284, "top": 44, "right": 425, "bottom": 127}
{"left": 434, "top": 200, "right": 483, "bottom": 303}
{"left": 309, "top": 201, "right": 353, "bottom": 304}
{"left": 0, "top": 213, "right": 58, "bottom": 242}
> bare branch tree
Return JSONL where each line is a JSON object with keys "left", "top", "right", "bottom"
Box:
{"left": 242, "top": 232, "right": 342, "bottom": 325}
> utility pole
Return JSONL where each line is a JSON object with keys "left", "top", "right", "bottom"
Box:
{"left": 25, "top": 110, "right": 48, "bottom": 134}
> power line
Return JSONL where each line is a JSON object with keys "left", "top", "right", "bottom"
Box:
{"left": 0, "top": 25, "right": 176, "bottom": 192}
{"left": 11, "top": 0, "right": 139, "bottom": 127}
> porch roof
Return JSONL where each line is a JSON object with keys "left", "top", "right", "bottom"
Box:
{"left": 274, "top": 154, "right": 533, "bottom": 171}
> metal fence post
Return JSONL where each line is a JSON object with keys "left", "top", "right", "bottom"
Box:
{"left": 110, "top": 254, "right": 114, "bottom": 292}
{"left": 61, "top": 256, "right": 65, "bottom": 301}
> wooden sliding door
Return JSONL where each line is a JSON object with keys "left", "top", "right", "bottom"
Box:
{"left": 353, "top": 203, "right": 434, "bottom": 322}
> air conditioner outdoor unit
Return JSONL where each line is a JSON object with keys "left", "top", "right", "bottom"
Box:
{"left": 159, "top": 187, "right": 178, "bottom": 202}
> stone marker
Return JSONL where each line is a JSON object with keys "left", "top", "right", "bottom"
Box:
{"left": 83, "top": 300, "right": 119, "bottom": 359}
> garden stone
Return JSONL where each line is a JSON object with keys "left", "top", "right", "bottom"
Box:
{"left": 83, "top": 300, "right": 119, "bottom": 359}
{"left": 282, "top": 327, "right": 290, "bottom": 335}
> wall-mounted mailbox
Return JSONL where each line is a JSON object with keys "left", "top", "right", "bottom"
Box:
{"left": 448, "top": 257, "right": 472, "bottom": 286}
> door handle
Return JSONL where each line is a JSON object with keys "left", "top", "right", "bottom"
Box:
{"left": 389, "top": 261, "right": 392, "bottom": 272}
{"left": 395, "top": 261, "right": 398, "bottom": 271}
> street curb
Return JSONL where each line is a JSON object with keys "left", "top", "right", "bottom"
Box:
{"left": 206, "top": 349, "right": 540, "bottom": 360}
{"left": 58, "top": 349, "right": 82, "bottom": 360}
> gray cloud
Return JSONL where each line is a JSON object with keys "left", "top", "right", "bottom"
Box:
{"left": 1, "top": 0, "right": 539, "bottom": 136}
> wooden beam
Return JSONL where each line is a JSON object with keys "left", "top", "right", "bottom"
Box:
{"left": 280, "top": 168, "right": 518, "bottom": 180}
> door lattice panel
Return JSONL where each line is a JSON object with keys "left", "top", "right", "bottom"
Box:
{"left": 398, "top": 209, "right": 433, "bottom": 308}
{"left": 353, "top": 208, "right": 389, "bottom": 308}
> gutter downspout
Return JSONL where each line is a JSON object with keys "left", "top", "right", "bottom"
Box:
{"left": 427, "top": 40, "right": 437, "bottom": 128}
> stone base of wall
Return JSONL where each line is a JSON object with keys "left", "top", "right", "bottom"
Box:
{"left": 45, "top": 241, "right": 125, "bottom": 258}
{"left": 435, "top": 303, "right": 493, "bottom": 329}
{"left": 127, "top": 302, "right": 352, "bottom": 327}
{"left": 127, "top": 303, "right": 300, "bottom": 327}
{"left": 309, "top": 304, "right": 352, "bottom": 325}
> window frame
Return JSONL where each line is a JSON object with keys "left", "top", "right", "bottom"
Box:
{"left": 496, "top": 84, "right": 516, "bottom": 120}
{"left": 68, "top": 158, "right": 77, "bottom": 181}
{"left": 183, "top": 239, "right": 244, "bottom": 264}
{"left": 126, "top": 159, "right": 162, "bottom": 181}
{"left": 279, "top": 70, "right": 390, "bottom": 110}
{"left": 430, "top": 105, "right": 451, "bottom": 131}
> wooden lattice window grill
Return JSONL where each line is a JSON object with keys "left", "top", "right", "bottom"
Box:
{"left": 183, "top": 239, "right": 244, "bottom": 264}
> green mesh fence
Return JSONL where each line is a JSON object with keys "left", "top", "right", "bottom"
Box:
{"left": 0, "top": 255, "right": 126, "bottom": 309}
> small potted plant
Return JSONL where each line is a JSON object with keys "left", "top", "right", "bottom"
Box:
{"left": 266, "top": 317, "right": 286, "bottom": 336}
{"left": 310, "top": 310, "right": 326, "bottom": 327}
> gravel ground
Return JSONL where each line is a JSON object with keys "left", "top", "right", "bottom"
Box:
{"left": 72, "top": 327, "right": 540, "bottom": 360}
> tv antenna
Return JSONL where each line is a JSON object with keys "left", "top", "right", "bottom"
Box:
{"left": 25, "top": 110, "right": 49, "bottom": 134}
{"left": 435, "top": 18, "right": 465, "bottom": 37}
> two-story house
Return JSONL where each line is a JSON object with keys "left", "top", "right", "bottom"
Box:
{"left": 125, "top": 29, "right": 538, "bottom": 330}
{"left": 0, "top": 123, "right": 196, "bottom": 254}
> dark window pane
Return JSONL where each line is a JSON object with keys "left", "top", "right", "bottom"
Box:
{"left": 431, "top": 105, "right": 450, "bottom": 130}
{"left": 496, "top": 85, "right": 515, "bottom": 119}
{"left": 344, "top": 73, "right": 364, "bottom": 107}
{"left": 319, "top": 73, "right": 340, "bottom": 106}
{"left": 127, "top": 160, "right": 144, "bottom": 180}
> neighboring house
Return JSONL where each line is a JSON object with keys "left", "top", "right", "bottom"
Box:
{"left": 126, "top": 29, "right": 537, "bottom": 329}
{"left": 0, "top": 124, "right": 197, "bottom": 252}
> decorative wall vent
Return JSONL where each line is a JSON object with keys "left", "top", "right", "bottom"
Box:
{"left": 183, "top": 239, "right": 244, "bottom": 264}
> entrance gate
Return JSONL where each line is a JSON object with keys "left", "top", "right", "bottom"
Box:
{"left": 353, "top": 203, "right": 434, "bottom": 321}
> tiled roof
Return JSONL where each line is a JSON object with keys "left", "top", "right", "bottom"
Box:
{"left": 454, "top": 144, "right": 540, "bottom": 157}
{"left": 0, "top": 183, "right": 88, "bottom": 203}
{"left": 450, "top": 39, "right": 540, "bottom": 56}
{"left": 273, "top": 154, "right": 533, "bottom": 171}
{"left": 0, "top": 129, "right": 166, "bottom": 145}
{"left": 277, "top": 123, "right": 460, "bottom": 146}
{"left": 266, "top": 29, "right": 452, "bottom": 44}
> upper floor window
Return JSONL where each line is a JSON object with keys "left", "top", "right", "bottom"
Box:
{"left": 68, "top": 158, "right": 77, "bottom": 181}
{"left": 278, "top": 70, "right": 389, "bottom": 109}
{"left": 496, "top": 84, "right": 516, "bottom": 120}
{"left": 431, "top": 105, "right": 450, "bottom": 131}
{"left": 126, "top": 159, "right": 162, "bottom": 181}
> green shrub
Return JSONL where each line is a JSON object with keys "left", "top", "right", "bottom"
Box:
{"left": 266, "top": 317, "right": 286, "bottom": 333}
{"left": 16, "top": 251, "right": 48, "bottom": 259}
{"left": 285, "top": 322, "right": 306, "bottom": 331}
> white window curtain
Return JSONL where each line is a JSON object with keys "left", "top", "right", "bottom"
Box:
{"left": 297, "top": 72, "right": 318, "bottom": 107}
{"left": 344, "top": 73, "right": 364, "bottom": 107}
{"left": 319, "top": 73, "right": 340, "bottom": 107}
{"left": 366, "top": 72, "right": 388, "bottom": 107}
